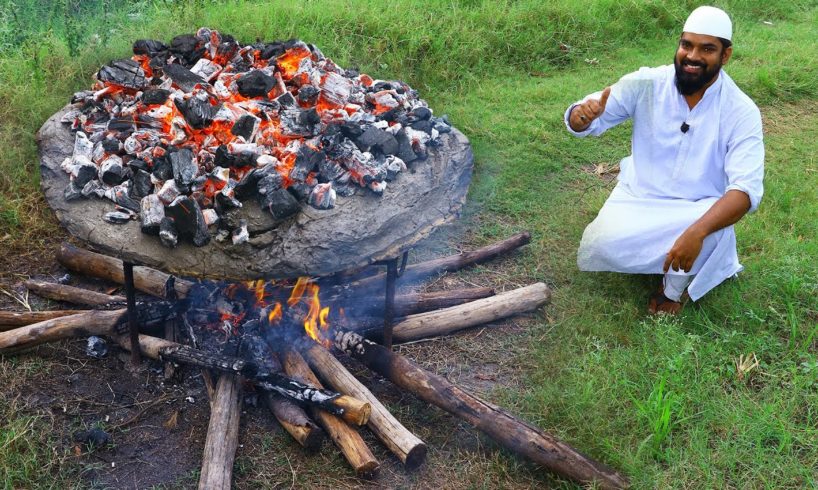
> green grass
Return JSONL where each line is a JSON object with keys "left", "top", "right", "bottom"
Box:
{"left": 1, "top": 0, "right": 818, "bottom": 487}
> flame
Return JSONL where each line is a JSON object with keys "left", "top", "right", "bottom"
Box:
{"left": 267, "top": 302, "right": 283, "bottom": 324}
{"left": 276, "top": 46, "right": 312, "bottom": 80}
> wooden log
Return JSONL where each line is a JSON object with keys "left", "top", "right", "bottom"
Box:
{"left": 388, "top": 282, "right": 550, "bottom": 343}
{"left": 333, "top": 287, "right": 495, "bottom": 318}
{"left": 113, "top": 333, "right": 368, "bottom": 420}
{"left": 350, "top": 231, "right": 531, "bottom": 289}
{"left": 280, "top": 348, "right": 379, "bottom": 478}
{"left": 331, "top": 330, "right": 630, "bottom": 489}
{"left": 23, "top": 279, "right": 125, "bottom": 307}
{"left": 0, "top": 310, "right": 89, "bottom": 329}
{"left": 265, "top": 393, "right": 324, "bottom": 451}
{"left": 0, "top": 309, "right": 126, "bottom": 354}
{"left": 56, "top": 242, "right": 193, "bottom": 299}
{"left": 199, "top": 373, "right": 242, "bottom": 490}
{"left": 302, "top": 343, "right": 427, "bottom": 469}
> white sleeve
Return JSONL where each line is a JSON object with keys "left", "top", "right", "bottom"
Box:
{"left": 563, "top": 69, "right": 648, "bottom": 137}
{"left": 724, "top": 106, "right": 765, "bottom": 212}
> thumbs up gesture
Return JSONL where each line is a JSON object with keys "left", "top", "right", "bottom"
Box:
{"left": 569, "top": 86, "right": 611, "bottom": 131}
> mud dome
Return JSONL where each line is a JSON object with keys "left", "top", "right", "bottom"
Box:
{"left": 38, "top": 106, "right": 472, "bottom": 280}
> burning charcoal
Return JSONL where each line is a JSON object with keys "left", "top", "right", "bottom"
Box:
{"left": 297, "top": 85, "right": 320, "bottom": 105}
{"left": 169, "top": 148, "right": 198, "bottom": 190}
{"left": 141, "top": 194, "right": 165, "bottom": 234}
{"left": 175, "top": 92, "right": 219, "bottom": 129}
{"left": 299, "top": 108, "right": 320, "bottom": 126}
{"left": 230, "top": 114, "right": 260, "bottom": 141}
{"left": 259, "top": 188, "right": 300, "bottom": 219}
{"left": 97, "top": 59, "right": 148, "bottom": 89}
{"left": 318, "top": 158, "right": 343, "bottom": 182}
{"left": 355, "top": 126, "right": 399, "bottom": 156}
{"left": 236, "top": 70, "right": 274, "bottom": 98}
{"left": 129, "top": 169, "right": 153, "bottom": 199}
{"left": 133, "top": 39, "right": 168, "bottom": 56}
{"left": 81, "top": 180, "right": 105, "bottom": 198}
{"left": 259, "top": 42, "right": 286, "bottom": 60}
{"left": 232, "top": 220, "right": 249, "bottom": 245}
{"left": 214, "top": 145, "right": 236, "bottom": 168}
{"left": 409, "top": 119, "right": 433, "bottom": 134}
{"left": 157, "top": 179, "right": 181, "bottom": 204}
{"left": 215, "top": 189, "right": 242, "bottom": 210}
{"left": 70, "top": 90, "right": 95, "bottom": 104}
{"left": 73, "top": 159, "right": 99, "bottom": 188}
{"left": 190, "top": 58, "right": 222, "bottom": 82}
{"left": 395, "top": 128, "right": 418, "bottom": 164}
{"left": 369, "top": 180, "right": 387, "bottom": 194}
{"left": 100, "top": 155, "right": 126, "bottom": 186}
{"left": 170, "top": 34, "right": 204, "bottom": 66}
{"left": 320, "top": 71, "right": 353, "bottom": 106}
{"left": 103, "top": 210, "right": 134, "bottom": 224}
{"left": 107, "top": 118, "right": 135, "bottom": 132}
{"left": 164, "top": 62, "right": 205, "bottom": 92}
{"left": 166, "top": 195, "right": 210, "bottom": 246}
{"left": 279, "top": 109, "right": 319, "bottom": 137}
{"left": 409, "top": 106, "right": 432, "bottom": 121}
{"left": 107, "top": 185, "right": 141, "bottom": 212}
{"left": 255, "top": 171, "right": 284, "bottom": 198}
{"left": 333, "top": 181, "right": 357, "bottom": 197}
{"left": 275, "top": 91, "right": 296, "bottom": 108}
{"left": 290, "top": 146, "right": 324, "bottom": 181}
{"left": 101, "top": 136, "right": 122, "bottom": 153}
{"left": 308, "top": 183, "right": 336, "bottom": 209}
{"left": 151, "top": 155, "right": 174, "bottom": 181}
{"left": 339, "top": 121, "right": 364, "bottom": 140}
{"left": 288, "top": 180, "right": 315, "bottom": 200}
{"left": 202, "top": 208, "right": 219, "bottom": 227}
{"left": 74, "top": 428, "right": 111, "bottom": 449}
{"left": 73, "top": 131, "right": 94, "bottom": 159}
{"left": 159, "top": 217, "right": 178, "bottom": 248}
{"left": 141, "top": 88, "right": 171, "bottom": 105}
{"left": 383, "top": 155, "right": 406, "bottom": 181}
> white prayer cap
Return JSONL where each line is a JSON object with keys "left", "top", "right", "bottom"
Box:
{"left": 683, "top": 6, "right": 732, "bottom": 41}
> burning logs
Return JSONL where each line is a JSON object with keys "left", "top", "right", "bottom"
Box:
{"left": 280, "top": 348, "right": 379, "bottom": 477}
{"left": 302, "top": 343, "right": 427, "bottom": 470}
{"left": 199, "top": 374, "right": 242, "bottom": 490}
{"left": 0, "top": 309, "right": 127, "bottom": 354}
{"left": 331, "top": 330, "right": 630, "bottom": 489}
{"left": 24, "top": 279, "right": 125, "bottom": 306}
{"left": 0, "top": 310, "right": 89, "bottom": 329}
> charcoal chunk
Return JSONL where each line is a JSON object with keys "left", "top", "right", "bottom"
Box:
{"left": 259, "top": 42, "right": 286, "bottom": 60}
{"left": 308, "top": 183, "right": 336, "bottom": 209}
{"left": 100, "top": 155, "right": 125, "bottom": 186}
{"left": 215, "top": 190, "right": 242, "bottom": 210}
{"left": 394, "top": 129, "right": 418, "bottom": 164}
{"left": 169, "top": 148, "right": 197, "bottom": 190}
{"left": 141, "top": 194, "right": 164, "bottom": 234}
{"left": 166, "top": 195, "right": 210, "bottom": 246}
{"left": 169, "top": 34, "right": 204, "bottom": 66}
{"left": 128, "top": 159, "right": 149, "bottom": 172}
{"left": 74, "top": 163, "right": 99, "bottom": 188}
{"left": 101, "top": 137, "right": 121, "bottom": 153}
{"left": 151, "top": 155, "right": 173, "bottom": 181}
{"left": 288, "top": 181, "right": 314, "bottom": 200}
{"left": 163, "top": 62, "right": 205, "bottom": 92}
{"left": 275, "top": 91, "right": 296, "bottom": 107}
{"left": 290, "top": 147, "right": 325, "bottom": 181}
{"left": 297, "top": 85, "right": 320, "bottom": 105}
{"left": 97, "top": 59, "right": 148, "bottom": 89}
{"left": 318, "top": 159, "right": 343, "bottom": 182}
{"left": 234, "top": 168, "right": 262, "bottom": 199}
{"left": 103, "top": 210, "right": 133, "bottom": 224}
{"left": 141, "top": 89, "right": 171, "bottom": 105}
{"left": 130, "top": 169, "right": 153, "bottom": 199}
{"left": 175, "top": 95, "right": 219, "bottom": 129}
{"left": 64, "top": 182, "right": 83, "bottom": 201}
{"left": 236, "top": 70, "right": 274, "bottom": 98}
{"left": 133, "top": 39, "right": 168, "bottom": 56}
{"left": 111, "top": 187, "right": 141, "bottom": 212}
{"left": 356, "top": 126, "right": 398, "bottom": 156}
{"left": 339, "top": 121, "right": 364, "bottom": 140}
{"left": 230, "top": 114, "right": 260, "bottom": 141}
{"left": 159, "top": 217, "right": 178, "bottom": 248}
{"left": 298, "top": 108, "right": 320, "bottom": 127}
{"left": 410, "top": 106, "right": 432, "bottom": 121}
{"left": 214, "top": 145, "right": 236, "bottom": 168}
{"left": 409, "top": 119, "right": 433, "bottom": 134}
{"left": 256, "top": 172, "right": 284, "bottom": 197}
{"left": 259, "top": 188, "right": 300, "bottom": 220}
{"left": 107, "top": 118, "right": 135, "bottom": 132}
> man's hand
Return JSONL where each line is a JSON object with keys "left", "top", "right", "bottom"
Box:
{"left": 569, "top": 86, "right": 611, "bottom": 132}
{"left": 664, "top": 227, "right": 705, "bottom": 273}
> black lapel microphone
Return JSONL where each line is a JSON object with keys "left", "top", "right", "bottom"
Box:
{"left": 680, "top": 122, "right": 690, "bottom": 133}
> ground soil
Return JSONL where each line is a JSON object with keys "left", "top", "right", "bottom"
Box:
{"left": 0, "top": 225, "right": 551, "bottom": 489}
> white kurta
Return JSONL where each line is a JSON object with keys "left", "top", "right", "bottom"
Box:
{"left": 565, "top": 65, "right": 764, "bottom": 300}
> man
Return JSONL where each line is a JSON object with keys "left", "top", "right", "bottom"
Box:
{"left": 564, "top": 6, "right": 764, "bottom": 314}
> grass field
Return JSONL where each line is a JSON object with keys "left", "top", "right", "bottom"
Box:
{"left": 1, "top": 0, "right": 817, "bottom": 487}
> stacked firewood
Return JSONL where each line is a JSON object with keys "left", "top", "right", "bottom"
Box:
{"left": 0, "top": 232, "right": 629, "bottom": 489}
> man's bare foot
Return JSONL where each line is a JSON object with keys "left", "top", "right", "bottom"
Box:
{"left": 647, "top": 285, "right": 683, "bottom": 315}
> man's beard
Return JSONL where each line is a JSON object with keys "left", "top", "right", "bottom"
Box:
{"left": 674, "top": 57, "right": 722, "bottom": 95}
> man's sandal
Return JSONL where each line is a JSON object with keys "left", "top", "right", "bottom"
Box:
{"left": 647, "top": 286, "right": 684, "bottom": 315}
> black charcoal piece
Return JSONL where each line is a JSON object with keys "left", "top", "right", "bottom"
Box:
{"left": 130, "top": 169, "right": 153, "bottom": 199}
{"left": 164, "top": 62, "right": 205, "bottom": 92}
{"left": 409, "top": 119, "right": 433, "bottom": 134}
{"left": 159, "top": 217, "right": 178, "bottom": 248}
{"left": 433, "top": 117, "right": 452, "bottom": 133}
{"left": 74, "top": 163, "right": 98, "bottom": 188}
{"left": 64, "top": 182, "right": 83, "bottom": 201}
{"left": 260, "top": 42, "right": 286, "bottom": 60}
{"left": 170, "top": 34, "right": 204, "bottom": 66}
{"left": 288, "top": 181, "right": 314, "bottom": 200}
{"left": 230, "top": 114, "right": 260, "bottom": 140}
{"left": 103, "top": 210, "right": 133, "bottom": 224}
{"left": 86, "top": 336, "right": 109, "bottom": 358}
{"left": 371, "top": 81, "right": 393, "bottom": 92}
{"left": 338, "top": 121, "right": 364, "bottom": 140}
{"left": 133, "top": 39, "right": 168, "bottom": 56}
{"left": 333, "top": 181, "right": 357, "bottom": 197}
{"left": 215, "top": 190, "right": 242, "bottom": 210}
{"left": 297, "top": 85, "right": 320, "bottom": 104}
{"left": 255, "top": 171, "right": 284, "bottom": 197}
{"left": 234, "top": 168, "right": 260, "bottom": 199}
{"left": 233, "top": 151, "right": 258, "bottom": 168}
{"left": 259, "top": 188, "right": 300, "bottom": 219}
{"left": 383, "top": 155, "right": 406, "bottom": 181}
{"left": 141, "top": 194, "right": 164, "bottom": 235}
{"left": 97, "top": 59, "right": 148, "bottom": 89}
{"left": 175, "top": 95, "right": 219, "bottom": 129}
{"left": 107, "top": 118, "right": 135, "bottom": 132}
{"left": 128, "top": 159, "right": 149, "bottom": 172}
{"left": 410, "top": 106, "right": 432, "bottom": 121}
{"left": 151, "top": 155, "right": 173, "bottom": 181}
{"left": 166, "top": 195, "right": 210, "bottom": 246}
{"left": 308, "top": 183, "right": 336, "bottom": 209}
{"left": 318, "top": 158, "right": 343, "bottom": 182}
{"left": 290, "top": 147, "right": 325, "bottom": 181}
{"left": 214, "top": 145, "right": 236, "bottom": 168}
{"left": 298, "top": 108, "right": 320, "bottom": 126}
{"left": 236, "top": 70, "right": 274, "bottom": 98}
{"left": 395, "top": 129, "right": 418, "bottom": 164}
{"left": 113, "top": 188, "right": 141, "bottom": 213}
{"left": 169, "top": 148, "right": 197, "bottom": 190}
{"left": 356, "top": 126, "right": 398, "bottom": 156}
{"left": 275, "top": 91, "right": 296, "bottom": 107}
{"left": 101, "top": 137, "right": 121, "bottom": 153}
{"left": 100, "top": 156, "right": 125, "bottom": 186}
{"left": 81, "top": 180, "right": 105, "bottom": 198}
{"left": 141, "top": 89, "right": 171, "bottom": 105}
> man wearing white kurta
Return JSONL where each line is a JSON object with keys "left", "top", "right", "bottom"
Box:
{"left": 564, "top": 6, "right": 764, "bottom": 314}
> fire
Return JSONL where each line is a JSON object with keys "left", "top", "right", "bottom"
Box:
{"left": 285, "top": 277, "right": 331, "bottom": 346}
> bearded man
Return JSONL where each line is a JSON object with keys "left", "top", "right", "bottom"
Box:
{"left": 565, "top": 6, "right": 764, "bottom": 314}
